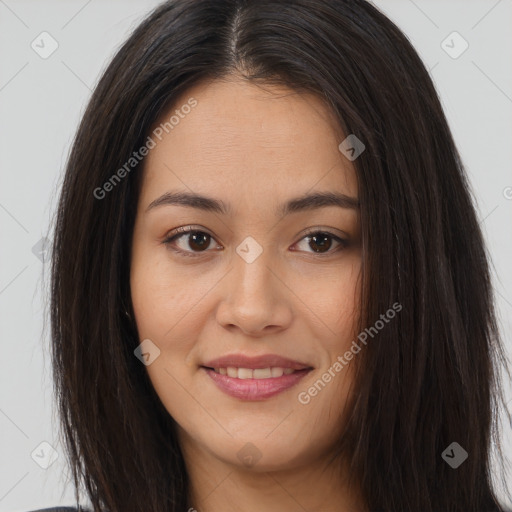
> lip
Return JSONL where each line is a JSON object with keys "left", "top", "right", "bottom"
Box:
{"left": 202, "top": 353, "right": 312, "bottom": 370}
{"left": 202, "top": 367, "right": 312, "bottom": 400}
{"left": 200, "top": 353, "right": 314, "bottom": 401}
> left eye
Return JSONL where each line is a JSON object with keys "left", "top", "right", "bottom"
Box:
{"left": 162, "top": 228, "right": 347, "bottom": 257}
{"left": 294, "top": 231, "right": 347, "bottom": 254}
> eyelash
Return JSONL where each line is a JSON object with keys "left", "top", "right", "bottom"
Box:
{"left": 162, "top": 225, "right": 349, "bottom": 259}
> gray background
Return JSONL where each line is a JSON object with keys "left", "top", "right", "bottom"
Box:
{"left": 1, "top": 0, "right": 511, "bottom": 510}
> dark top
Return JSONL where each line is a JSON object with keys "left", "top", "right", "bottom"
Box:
{"left": 29, "top": 508, "right": 82, "bottom": 512}
{"left": 27, "top": 505, "right": 512, "bottom": 512}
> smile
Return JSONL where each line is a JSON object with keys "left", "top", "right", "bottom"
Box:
{"left": 201, "top": 366, "right": 312, "bottom": 400}
{"left": 210, "top": 366, "right": 296, "bottom": 378}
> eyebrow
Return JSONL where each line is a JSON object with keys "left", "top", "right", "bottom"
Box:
{"left": 145, "top": 190, "right": 359, "bottom": 216}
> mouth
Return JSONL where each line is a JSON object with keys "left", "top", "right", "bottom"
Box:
{"left": 201, "top": 366, "right": 313, "bottom": 401}
{"left": 203, "top": 366, "right": 306, "bottom": 379}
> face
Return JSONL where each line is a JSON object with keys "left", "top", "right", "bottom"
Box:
{"left": 130, "top": 77, "right": 362, "bottom": 472}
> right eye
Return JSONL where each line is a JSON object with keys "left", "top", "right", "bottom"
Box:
{"left": 162, "top": 226, "right": 223, "bottom": 258}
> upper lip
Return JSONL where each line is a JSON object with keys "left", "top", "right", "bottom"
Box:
{"left": 202, "top": 354, "right": 313, "bottom": 370}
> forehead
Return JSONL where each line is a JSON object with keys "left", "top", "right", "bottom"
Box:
{"left": 140, "top": 77, "right": 358, "bottom": 208}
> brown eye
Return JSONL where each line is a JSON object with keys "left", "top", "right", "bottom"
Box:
{"left": 187, "top": 232, "right": 211, "bottom": 251}
{"left": 308, "top": 233, "right": 333, "bottom": 253}
{"left": 294, "top": 231, "right": 348, "bottom": 255}
{"left": 163, "top": 227, "right": 220, "bottom": 257}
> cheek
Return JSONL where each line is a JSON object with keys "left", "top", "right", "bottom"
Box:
{"left": 129, "top": 249, "right": 202, "bottom": 411}
{"left": 295, "top": 263, "right": 361, "bottom": 426}
{"left": 130, "top": 243, "right": 205, "bottom": 340}
{"left": 301, "top": 257, "right": 361, "bottom": 345}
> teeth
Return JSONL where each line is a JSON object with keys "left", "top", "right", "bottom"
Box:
{"left": 271, "top": 367, "right": 283, "bottom": 377}
{"left": 254, "top": 368, "right": 272, "bottom": 379}
{"left": 212, "top": 367, "right": 299, "bottom": 379}
{"left": 238, "top": 368, "right": 253, "bottom": 379}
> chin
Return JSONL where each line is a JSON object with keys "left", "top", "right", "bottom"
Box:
{"left": 199, "top": 429, "right": 315, "bottom": 471}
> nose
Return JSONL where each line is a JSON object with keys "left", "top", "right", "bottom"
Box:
{"left": 215, "top": 244, "right": 293, "bottom": 337}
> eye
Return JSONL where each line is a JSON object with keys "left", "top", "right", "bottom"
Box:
{"left": 292, "top": 229, "right": 348, "bottom": 255}
{"left": 162, "top": 226, "right": 349, "bottom": 258}
{"left": 162, "top": 226, "right": 221, "bottom": 258}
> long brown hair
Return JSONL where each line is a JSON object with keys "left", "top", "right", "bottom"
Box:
{"left": 49, "top": 0, "right": 511, "bottom": 510}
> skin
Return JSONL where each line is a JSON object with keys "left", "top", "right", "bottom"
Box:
{"left": 130, "top": 76, "right": 366, "bottom": 512}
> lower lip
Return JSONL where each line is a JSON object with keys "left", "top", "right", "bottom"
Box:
{"left": 202, "top": 367, "right": 312, "bottom": 400}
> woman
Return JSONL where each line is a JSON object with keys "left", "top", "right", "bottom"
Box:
{"left": 40, "top": 0, "right": 511, "bottom": 511}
